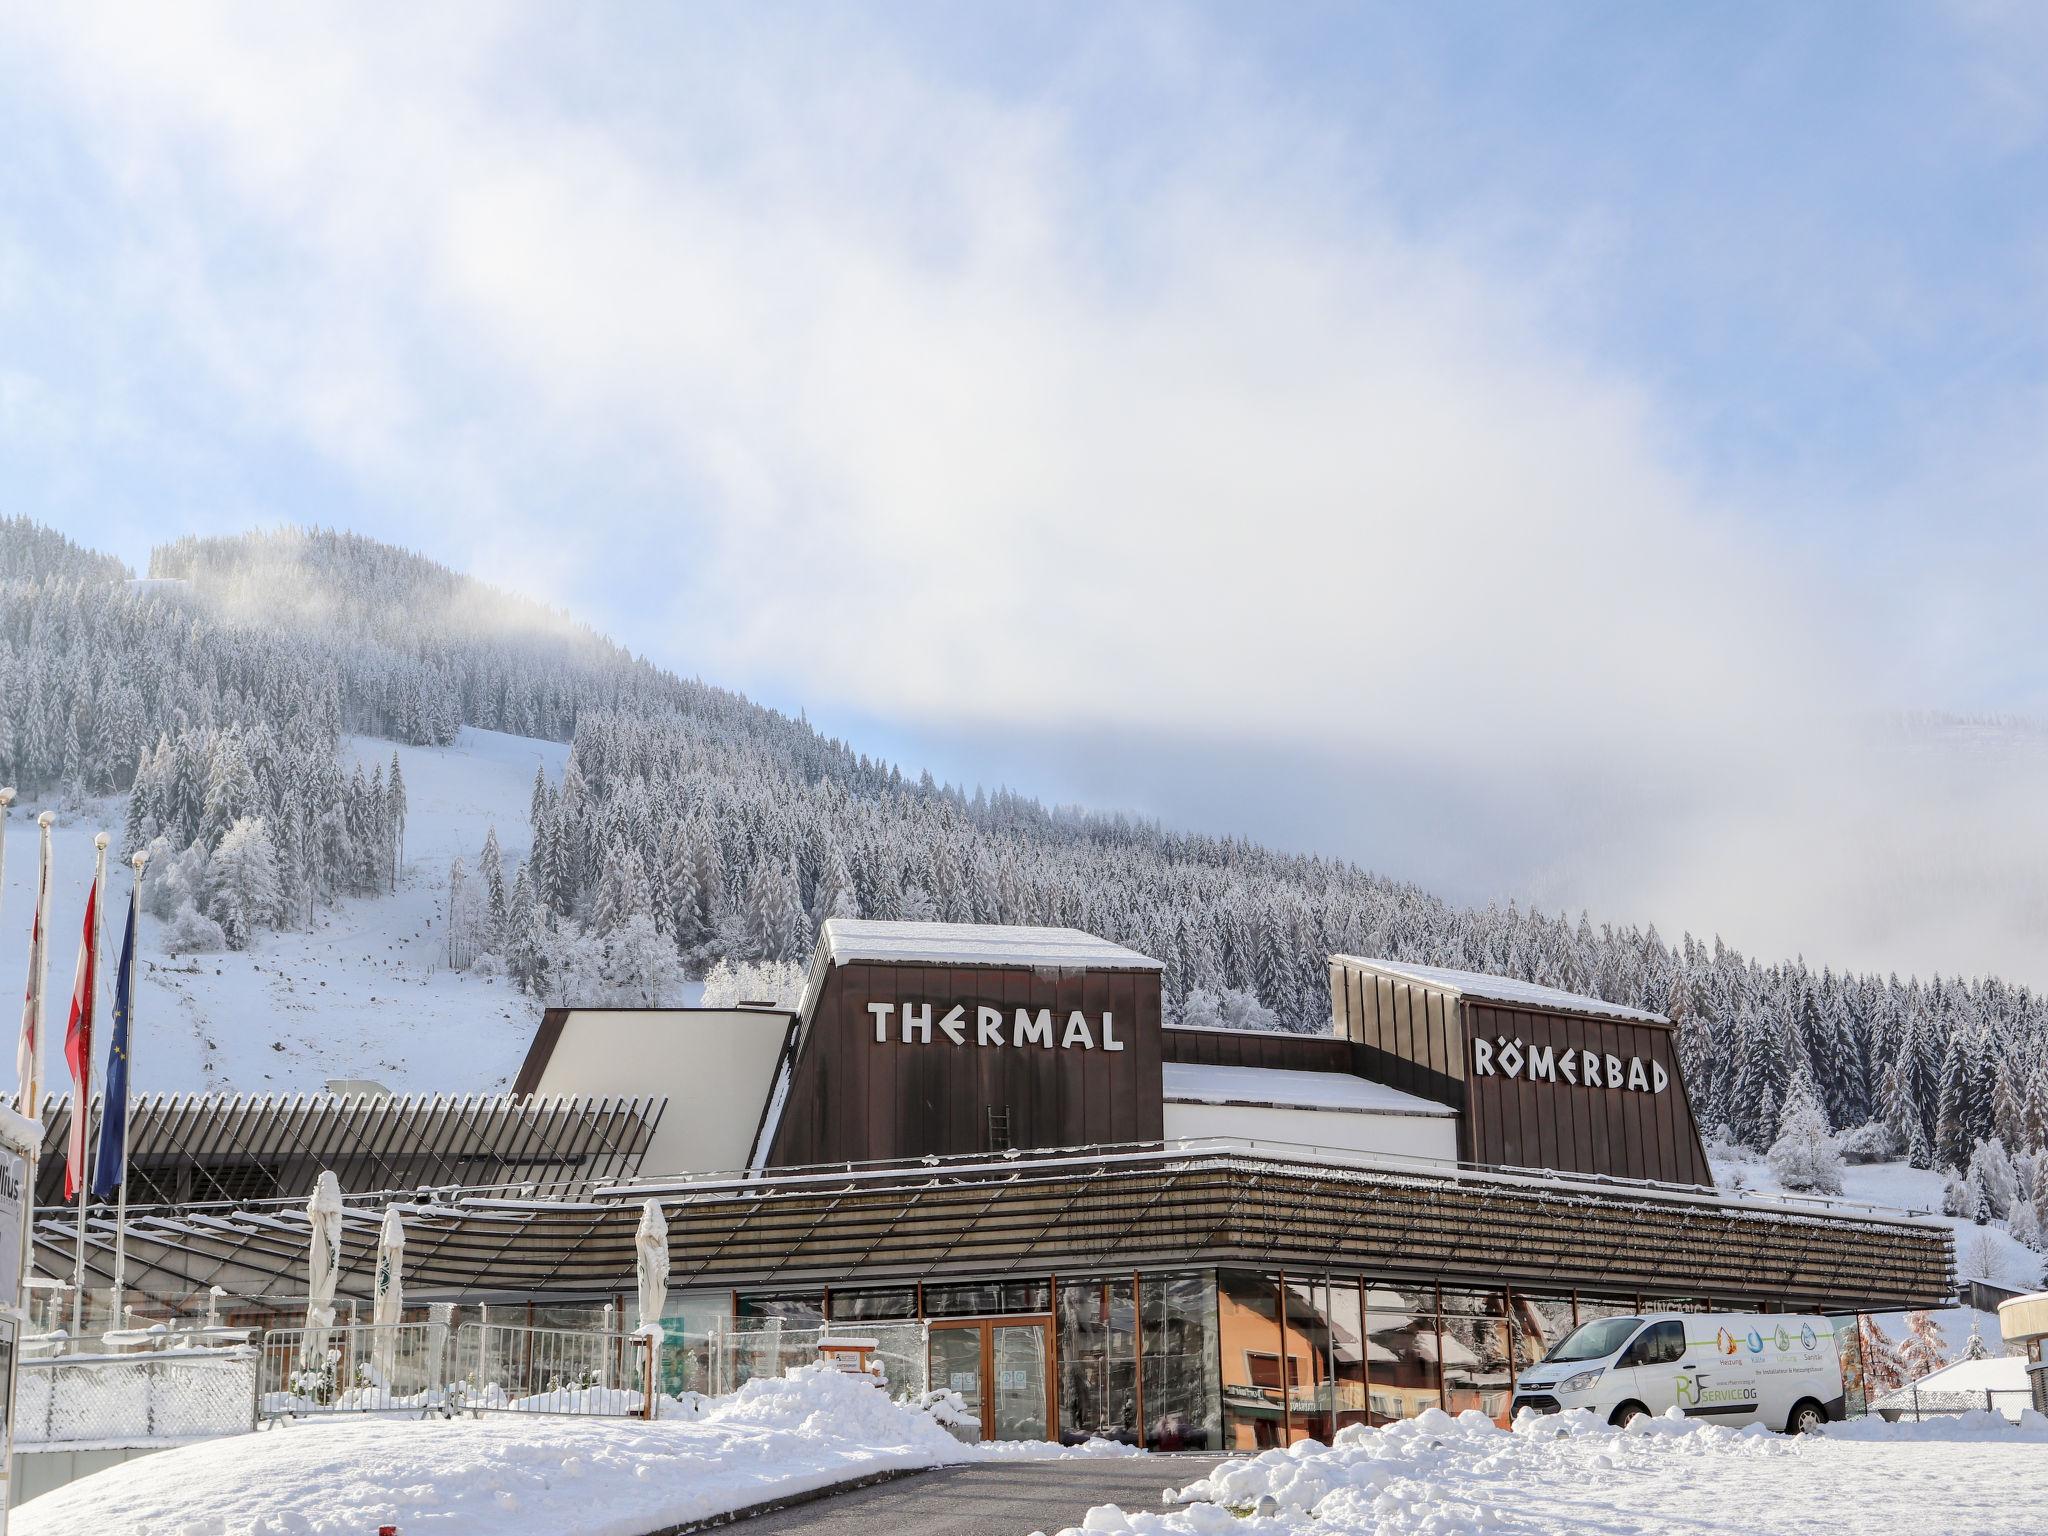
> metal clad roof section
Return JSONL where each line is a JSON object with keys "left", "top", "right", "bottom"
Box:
{"left": 1333, "top": 955, "right": 1669, "bottom": 1025}
{"left": 819, "top": 919, "right": 1163, "bottom": 972}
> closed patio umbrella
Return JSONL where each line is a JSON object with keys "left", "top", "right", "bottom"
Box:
{"left": 372, "top": 1204, "right": 405, "bottom": 1389}
{"left": 302, "top": 1170, "right": 344, "bottom": 1376}
{"left": 636, "top": 1198, "right": 669, "bottom": 1411}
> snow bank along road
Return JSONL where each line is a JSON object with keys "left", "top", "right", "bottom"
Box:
{"left": 729, "top": 1455, "right": 1224, "bottom": 1536}
{"left": 1049, "top": 1406, "right": 2048, "bottom": 1536}
{"left": 10, "top": 1369, "right": 1140, "bottom": 1536}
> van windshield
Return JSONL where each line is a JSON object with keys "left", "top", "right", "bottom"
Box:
{"left": 1541, "top": 1317, "right": 1643, "bottom": 1364}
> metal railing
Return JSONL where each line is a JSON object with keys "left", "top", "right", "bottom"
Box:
{"left": 257, "top": 1320, "right": 456, "bottom": 1421}
{"left": 16, "top": 1346, "right": 258, "bottom": 1446}
{"left": 1873, "top": 1386, "right": 2036, "bottom": 1422}
{"left": 450, "top": 1321, "right": 660, "bottom": 1418}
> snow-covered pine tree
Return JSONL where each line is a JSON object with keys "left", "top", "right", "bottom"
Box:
{"left": 1766, "top": 1077, "right": 1844, "bottom": 1194}
{"left": 208, "top": 816, "right": 285, "bottom": 950}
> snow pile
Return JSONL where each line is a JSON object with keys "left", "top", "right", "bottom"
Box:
{"left": 1046, "top": 1406, "right": 2045, "bottom": 1536}
{"left": 1823, "top": 1407, "right": 2048, "bottom": 1441}
{"left": 12, "top": 1366, "right": 1123, "bottom": 1536}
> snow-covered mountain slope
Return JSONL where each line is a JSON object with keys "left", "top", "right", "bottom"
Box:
{"left": 2, "top": 728, "right": 578, "bottom": 1095}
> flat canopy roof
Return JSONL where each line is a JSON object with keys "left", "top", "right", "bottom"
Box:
{"left": 1334, "top": 955, "right": 1669, "bottom": 1026}
{"left": 1162, "top": 1063, "right": 1455, "bottom": 1118}
{"left": 818, "top": 918, "right": 1162, "bottom": 972}
{"left": 56, "top": 1140, "right": 1953, "bottom": 1314}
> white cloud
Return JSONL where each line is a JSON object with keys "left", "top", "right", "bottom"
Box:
{"left": 6, "top": 4, "right": 2045, "bottom": 983}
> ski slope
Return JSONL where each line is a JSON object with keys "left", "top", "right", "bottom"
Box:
{"left": 0, "top": 728, "right": 571, "bottom": 1096}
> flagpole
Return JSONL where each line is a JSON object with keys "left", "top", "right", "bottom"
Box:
{"left": 68, "top": 833, "right": 107, "bottom": 1344}
{"left": 109, "top": 849, "right": 144, "bottom": 1323}
{"left": 25, "top": 812, "right": 52, "bottom": 1300}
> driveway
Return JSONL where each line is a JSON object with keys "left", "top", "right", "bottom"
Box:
{"left": 724, "top": 1453, "right": 1228, "bottom": 1536}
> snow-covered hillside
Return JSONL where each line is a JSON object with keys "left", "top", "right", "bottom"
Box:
{"left": 2, "top": 728, "right": 579, "bottom": 1095}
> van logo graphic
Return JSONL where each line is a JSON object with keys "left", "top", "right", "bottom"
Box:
{"left": 1799, "top": 1324, "right": 1817, "bottom": 1350}
{"left": 1774, "top": 1325, "right": 1792, "bottom": 1351}
{"left": 1715, "top": 1328, "right": 1738, "bottom": 1355}
{"left": 1745, "top": 1330, "right": 1764, "bottom": 1354}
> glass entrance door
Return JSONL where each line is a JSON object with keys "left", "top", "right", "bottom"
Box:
{"left": 991, "top": 1322, "right": 1050, "bottom": 1439}
{"left": 930, "top": 1324, "right": 986, "bottom": 1434}
{"left": 928, "top": 1318, "right": 1053, "bottom": 1441}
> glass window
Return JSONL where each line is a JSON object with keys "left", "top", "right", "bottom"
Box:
{"left": 1319, "top": 1280, "right": 1369, "bottom": 1438}
{"left": 659, "top": 1289, "right": 734, "bottom": 1396}
{"left": 1218, "top": 1270, "right": 1286, "bottom": 1450}
{"left": 1140, "top": 1271, "right": 1219, "bottom": 1451}
{"left": 1619, "top": 1320, "right": 1685, "bottom": 1368}
{"left": 1542, "top": 1316, "right": 1643, "bottom": 1364}
{"left": 1439, "top": 1289, "right": 1513, "bottom": 1425}
{"left": 1280, "top": 1278, "right": 1349, "bottom": 1445}
{"left": 830, "top": 1287, "right": 918, "bottom": 1321}
{"left": 923, "top": 1279, "right": 1051, "bottom": 1318}
{"left": 1513, "top": 1294, "right": 1576, "bottom": 1376}
{"left": 736, "top": 1293, "right": 823, "bottom": 1326}
{"left": 1364, "top": 1284, "right": 1440, "bottom": 1425}
{"left": 1057, "top": 1278, "right": 1138, "bottom": 1444}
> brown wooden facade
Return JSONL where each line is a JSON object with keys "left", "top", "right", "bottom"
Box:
{"left": 1330, "top": 958, "right": 1713, "bottom": 1187}
{"left": 765, "top": 959, "right": 1165, "bottom": 1166}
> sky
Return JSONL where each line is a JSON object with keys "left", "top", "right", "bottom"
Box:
{"left": 2, "top": 2, "right": 2046, "bottom": 984}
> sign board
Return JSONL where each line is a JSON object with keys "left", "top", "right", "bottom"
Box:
{"left": 867, "top": 1002, "right": 1127, "bottom": 1052}
{"left": 0, "top": 1144, "right": 21, "bottom": 1305}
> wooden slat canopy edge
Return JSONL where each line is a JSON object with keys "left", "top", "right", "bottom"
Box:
{"left": 39, "top": 1142, "right": 1953, "bottom": 1313}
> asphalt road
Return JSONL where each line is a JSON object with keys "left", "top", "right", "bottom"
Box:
{"left": 725, "top": 1454, "right": 1228, "bottom": 1536}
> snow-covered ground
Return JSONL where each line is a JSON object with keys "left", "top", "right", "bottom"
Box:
{"left": 1712, "top": 1150, "right": 2043, "bottom": 1348}
{"left": 11, "top": 1367, "right": 1134, "bottom": 1536}
{"left": 1050, "top": 1407, "right": 2048, "bottom": 1536}
{"left": 0, "top": 728, "right": 597, "bottom": 1095}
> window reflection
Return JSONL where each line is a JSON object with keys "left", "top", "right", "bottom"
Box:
{"left": 1140, "top": 1271, "right": 1218, "bottom": 1451}
{"left": 1056, "top": 1277, "right": 1138, "bottom": 1444}
{"left": 1364, "top": 1284, "right": 1441, "bottom": 1424}
{"left": 1219, "top": 1270, "right": 1287, "bottom": 1448}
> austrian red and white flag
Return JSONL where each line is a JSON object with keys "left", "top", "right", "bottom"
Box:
{"left": 62, "top": 882, "right": 98, "bottom": 1201}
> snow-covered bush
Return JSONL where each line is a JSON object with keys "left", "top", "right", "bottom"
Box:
{"left": 141, "top": 837, "right": 208, "bottom": 922}
{"left": 1940, "top": 1169, "right": 1971, "bottom": 1218}
{"left": 1175, "top": 986, "right": 1281, "bottom": 1033}
{"left": 700, "top": 958, "right": 807, "bottom": 1010}
{"left": 164, "top": 902, "right": 227, "bottom": 955}
{"left": 1837, "top": 1120, "right": 1898, "bottom": 1164}
{"left": 1765, "top": 1079, "right": 1843, "bottom": 1194}
{"left": 599, "top": 914, "right": 685, "bottom": 1006}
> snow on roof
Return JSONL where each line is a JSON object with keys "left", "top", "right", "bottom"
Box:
{"left": 1884, "top": 1353, "right": 2029, "bottom": 1397}
{"left": 818, "top": 919, "right": 1162, "bottom": 972}
{"left": 1334, "top": 956, "right": 1669, "bottom": 1025}
{"left": 1162, "top": 1062, "right": 1455, "bottom": 1118}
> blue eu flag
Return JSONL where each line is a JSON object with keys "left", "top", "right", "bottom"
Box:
{"left": 91, "top": 887, "right": 136, "bottom": 1200}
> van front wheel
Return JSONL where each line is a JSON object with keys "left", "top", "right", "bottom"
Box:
{"left": 1609, "top": 1401, "right": 1649, "bottom": 1428}
{"left": 1787, "top": 1399, "right": 1826, "bottom": 1435}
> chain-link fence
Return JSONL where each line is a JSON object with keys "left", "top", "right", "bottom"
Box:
{"left": 1872, "top": 1385, "right": 2036, "bottom": 1422}
{"left": 15, "top": 1347, "right": 258, "bottom": 1446}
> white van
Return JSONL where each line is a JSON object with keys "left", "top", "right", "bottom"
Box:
{"left": 1510, "top": 1312, "right": 1846, "bottom": 1433}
